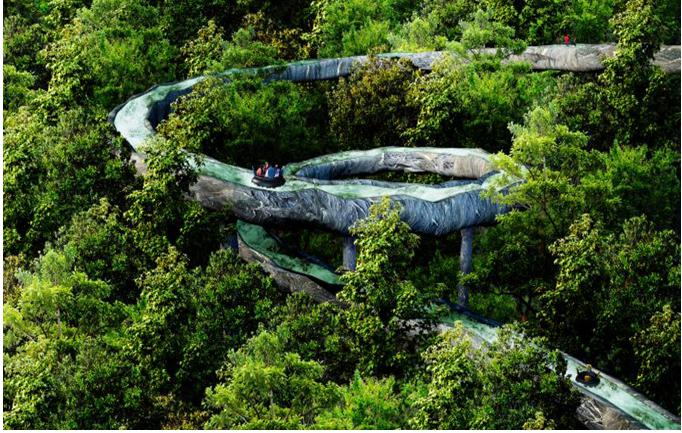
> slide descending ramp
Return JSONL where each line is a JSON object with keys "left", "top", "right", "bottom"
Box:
{"left": 239, "top": 224, "right": 681, "bottom": 430}
{"left": 110, "top": 45, "right": 681, "bottom": 430}
{"left": 440, "top": 308, "right": 681, "bottom": 430}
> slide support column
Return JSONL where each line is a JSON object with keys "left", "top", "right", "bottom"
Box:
{"left": 343, "top": 236, "right": 357, "bottom": 271}
{"left": 457, "top": 227, "right": 474, "bottom": 308}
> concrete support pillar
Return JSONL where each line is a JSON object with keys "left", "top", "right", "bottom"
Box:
{"left": 457, "top": 227, "right": 474, "bottom": 308}
{"left": 343, "top": 236, "right": 357, "bottom": 271}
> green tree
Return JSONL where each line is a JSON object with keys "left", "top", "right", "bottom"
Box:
{"left": 177, "top": 249, "right": 285, "bottom": 404}
{"left": 551, "top": 74, "right": 614, "bottom": 152}
{"left": 472, "top": 327, "right": 579, "bottom": 429}
{"left": 516, "top": 0, "right": 566, "bottom": 45}
{"left": 392, "top": 6, "right": 526, "bottom": 62}
{"left": 9, "top": 243, "right": 288, "bottom": 429}
{"left": 3, "top": 108, "right": 136, "bottom": 258}
{"left": 482, "top": 0, "right": 580, "bottom": 45}
{"left": 268, "top": 292, "right": 357, "bottom": 383}
{"left": 3, "top": 255, "right": 24, "bottom": 308}
{"left": 408, "top": 324, "right": 485, "bottom": 428}
{"left": 124, "top": 247, "right": 197, "bottom": 402}
{"left": 308, "top": 0, "right": 410, "bottom": 57}
{"left": 314, "top": 371, "right": 409, "bottom": 429}
{"left": 471, "top": 103, "right": 679, "bottom": 338}
{"left": 631, "top": 304, "right": 681, "bottom": 414}
{"left": 466, "top": 106, "right": 600, "bottom": 318}
{"left": 389, "top": 0, "right": 478, "bottom": 51}
{"left": 406, "top": 44, "right": 551, "bottom": 151}
{"left": 181, "top": 20, "right": 229, "bottom": 76}
{"left": 328, "top": 58, "right": 419, "bottom": 150}
{"left": 124, "top": 136, "right": 225, "bottom": 265}
{"left": 4, "top": 0, "right": 46, "bottom": 74}
{"left": 389, "top": 14, "right": 452, "bottom": 52}
{"left": 563, "top": 0, "right": 614, "bottom": 43}
{"left": 3, "top": 64, "right": 36, "bottom": 111}
{"left": 238, "top": 11, "right": 311, "bottom": 60}
{"left": 652, "top": 0, "right": 681, "bottom": 44}
{"left": 159, "top": 0, "right": 314, "bottom": 50}
{"left": 339, "top": 197, "right": 437, "bottom": 377}
{"left": 204, "top": 330, "right": 340, "bottom": 429}
{"left": 58, "top": 199, "right": 142, "bottom": 303}
{"left": 3, "top": 250, "right": 145, "bottom": 429}
{"left": 3, "top": 108, "right": 48, "bottom": 256}
{"left": 458, "top": 8, "right": 526, "bottom": 57}
{"left": 181, "top": 21, "right": 282, "bottom": 76}
{"left": 550, "top": 76, "right": 680, "bottom": 228}
{"left": 589, "top": 145, "right": 680, "bottom": 230}
{"left": 158, "top": 77, "right": 328, "bottom": 166}
{"left": 490, "top": 106, "right": 596, "bottom": 230}
{"left": 2, "top": 0, "right": 81, "bottom": 85}
{"left": 157, "top": 0, "right": 245, "bottom": 48}
{"left": 410, "top": 323, "right": 579, "bottom": 429}
{"left": 598, "top": 0, "right": 677, "bottom": 147}
{"left": 43, "top": 0, "right": 176, "bottom": 110}
{"left": 219, "top": 26, "right": 283, "bottom": 69}
{"left": 541, "top": 214, "right": 680, "bottom": 392}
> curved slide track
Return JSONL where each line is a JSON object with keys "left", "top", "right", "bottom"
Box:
{"left": 110, "top": 45, "right": 681, "bottom": 430}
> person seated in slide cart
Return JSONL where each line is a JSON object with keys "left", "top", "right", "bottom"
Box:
{"left": 252, "top": 161, "right": 285, "bottom": 188}
{"left": 575, "top": 364, "right": 600, "bottom": 386}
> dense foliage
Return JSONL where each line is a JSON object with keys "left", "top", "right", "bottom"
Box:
{"left": 328, "top": 58, "right": 420, "bottom": 150}
{"left": 543, "top": 214, "right": 680, "bottom": 410}
{"left": 338, "top": 198, "right": 437, "bottom": 377}
{"left": 410, "top": 324, "right": 580, "bottom": 429}
{"left": 4, "top": 0, "right": 680, "bottom": 428}
{"left": 158, "top": 77, "right": 330, "bottom": 165}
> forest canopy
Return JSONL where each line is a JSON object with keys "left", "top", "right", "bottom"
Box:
{"left": 3, "top": 0, "right": 681, "bottom": 429}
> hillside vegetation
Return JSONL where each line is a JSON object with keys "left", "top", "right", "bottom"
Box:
{"left": 4, "top": 0, "right": 680, "bottom": 428}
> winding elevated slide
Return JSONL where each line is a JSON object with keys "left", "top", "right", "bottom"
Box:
{"left": 110, "top": 44, "right": 681, "bottom": 429}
